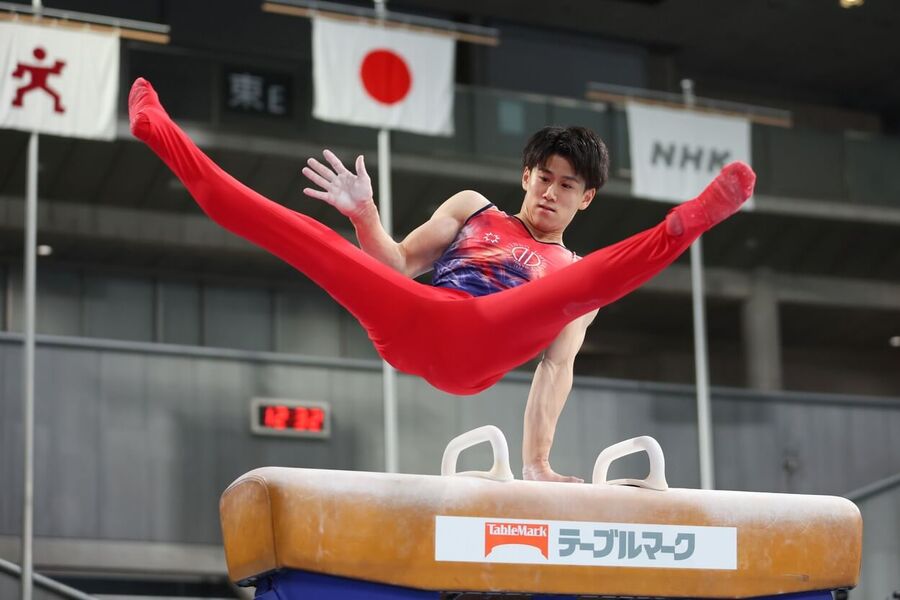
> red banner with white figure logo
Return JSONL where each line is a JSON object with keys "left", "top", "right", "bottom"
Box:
{"left": 312, "top": 16, "right": 455, "bottom": 136}
{"left": 0, "top": 21, "right": 119, "bottom": 140}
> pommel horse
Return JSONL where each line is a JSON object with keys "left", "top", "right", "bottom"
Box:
{"left": 219, "top": 426, "right": 862, "bottom": 599}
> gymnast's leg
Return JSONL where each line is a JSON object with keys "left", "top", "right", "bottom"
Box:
{"left": 127, "top": 77, "right": 444, "bottom": 356}
{"left": 420, "top": 162, "right": 756, "bottom": 392}
{"left": 491, "top": 161, "right": 753, "bottom": 335}
{"left": 129, "top": 76, "right": 753, "bottom": 395}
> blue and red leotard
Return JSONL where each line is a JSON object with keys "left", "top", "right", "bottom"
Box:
{"left": 432, "top": 204, "right": 578, "bottom": 297}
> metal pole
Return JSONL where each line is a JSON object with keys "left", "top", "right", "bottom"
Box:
{"left": 681, "top": 78, "right": 715, "bottom": 490}
{"left": 690, "top": 240, "right": 715, "bottom": 489}
{"left": 378, "top": 128, "right": 399, "bottom": 474}
{"left": 20, "top": 126, "right": 38, "bottom": 600}
{"left": 373, "top": 0, "right": 399, "bottom": 474}
{"left": 21, "top": 4, "right": 41, "bottom": 597}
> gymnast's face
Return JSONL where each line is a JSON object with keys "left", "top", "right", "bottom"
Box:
{"left": 519, "top": 154, "right": 596, "bottom": 243}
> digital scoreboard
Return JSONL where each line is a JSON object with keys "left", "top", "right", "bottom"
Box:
{"left": 250, "top": 398, "right": 331, "bottom": 438}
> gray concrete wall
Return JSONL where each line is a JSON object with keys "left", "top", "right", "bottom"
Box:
{"left": 851, "top": 479, "right": 900, "bottom": 600}
{"left": 0, "top": 574, "right": 63, "bottom": 600}
{"left": 2, "top": 336, "right": 898, "bottom": 571}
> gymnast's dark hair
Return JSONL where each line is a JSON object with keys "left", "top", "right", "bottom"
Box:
{"left": 522, "top": 126, "right": 610, "bottom": 191}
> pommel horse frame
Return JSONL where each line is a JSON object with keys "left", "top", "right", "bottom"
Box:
{"left": 220, "top": 426, "right": 862, "bottom": 599}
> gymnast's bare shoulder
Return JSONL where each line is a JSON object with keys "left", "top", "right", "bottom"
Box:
{"left": 397, "top": 190, "right": 491, "bottom": 278}
{"left": 439, "top": 189, "right": 492, "bottom": 220}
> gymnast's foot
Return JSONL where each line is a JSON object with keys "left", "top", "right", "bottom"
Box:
{"left": 665, "top": 161, "right": 756, "bottom": 236}
{"left": 128, "top": 77, "right": 167, "bottom": 143}
{"left": 523, "top": 463, "right": 584, "bottom": 484}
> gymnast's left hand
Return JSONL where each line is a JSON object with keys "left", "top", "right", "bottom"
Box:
{"left": 302, "top": 149, "right": 374, "bottom": 218}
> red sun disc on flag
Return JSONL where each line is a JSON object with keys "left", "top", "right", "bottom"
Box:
{"left": 359, "top": 49, "right": 412, "bottom": 105}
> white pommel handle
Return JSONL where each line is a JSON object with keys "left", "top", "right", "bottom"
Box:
{"left": 591, "top": 435, "right": 669, "bottom": 491}
{"left": 441, "top": 425, "right": 515, "bottom": 482}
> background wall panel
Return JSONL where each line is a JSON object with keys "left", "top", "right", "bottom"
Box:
{"left": 83, "top": 275, "right": 154, "bottom": 342}
{"left": 3, "top": 337, "right": 897, "bottom": 550}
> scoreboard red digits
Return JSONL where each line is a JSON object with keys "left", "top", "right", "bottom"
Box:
{"left": 251, "top": 399, "right": 331, "bottom": 438}
{"left": 290, "top": 406, "right": 326, "bottom": 432}
{"left": 308, "top": 407, "right": 325, "bottom": 431}
{"left": 263, "top": 405, "right": 290, "bottom": 429}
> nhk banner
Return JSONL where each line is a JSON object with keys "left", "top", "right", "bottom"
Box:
{"left": 435, "top": 515, "right": 737, "bottom": 570}
{"left": 626, "top": 102, "right": 752, "bottom": 208}
{"left": 0, "top": 21, "right": 119, "bottom": 140}
{"left": 312, "top": 17, "right": 455, "bottom": 136}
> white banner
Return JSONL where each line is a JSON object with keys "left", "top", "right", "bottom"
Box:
{"left": 0, "top": 22, "right": 119, "bottom": 140}
{"left": 627, "top": 102, "right": 752, "bottom": 207}
{"left": 312, "top": 17, "right": 455, "bottom": 136}
{"left": 435, "top": 515, "right": 736, "bottom": 570}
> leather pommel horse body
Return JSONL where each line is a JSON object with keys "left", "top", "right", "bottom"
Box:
{"left": 220, "top": 427, "right": 862, "bottom": 599}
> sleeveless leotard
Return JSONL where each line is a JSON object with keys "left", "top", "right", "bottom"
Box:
{"left": 432, "top": 205, "right": 577, "bottom": 297}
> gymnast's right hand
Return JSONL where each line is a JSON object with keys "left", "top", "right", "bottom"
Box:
{"left": 302, "top": 150, "right": 374, "bottom": 218}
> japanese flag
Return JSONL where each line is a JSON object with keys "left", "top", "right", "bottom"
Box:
{"left": 0, "top": 21, "right": 119, "bottom": 140}
{"left": 312, "top": 17, "right": 455, "bottom": 136}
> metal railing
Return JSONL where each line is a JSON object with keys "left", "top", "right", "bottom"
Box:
{"left": 0, "top": 558, "right": 96, "bottom": 600}
{"left": 586, "top": 81, "right": 793, "bottom": 127}
{"left": 0, "top": 1, "right": 169, "bottom": 34}
{"left": 261, "top": 0, "right": 500, "bottom": 45}
{"left": 845, "top": 472, "right": 900, "bottom": 503}
{"left": 120, "top": 40, "right": 900, "bottom": 211}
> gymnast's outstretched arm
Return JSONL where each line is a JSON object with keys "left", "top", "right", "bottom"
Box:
{"left": 522, "top": 309, "right": 598, "bottom": 483}
{"left": 303, "top": 151, "right": 488, "bottom": 278}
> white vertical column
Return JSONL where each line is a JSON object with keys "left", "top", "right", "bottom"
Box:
{"left": 373, "top": 0, "right": 399, "bottom": 474}
{"left": 20, "top": 124, "right": 38, "bottom": 600}
{"left": 681, "top": 78, "right": 716, "bottom": 491}
{"left": 378, "top": 128, "right": 399, "bottom": 474}
{"left": 690, "top": 238, "right": 715, "bottom": 490}
{"left": 22, "top": 3, "right": 41, "bottom": 595}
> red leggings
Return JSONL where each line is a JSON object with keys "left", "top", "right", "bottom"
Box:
{"left": 136, "top": 105, "right": 709, "bottom": 395}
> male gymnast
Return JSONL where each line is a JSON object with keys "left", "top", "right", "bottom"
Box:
{"left": 129, "top": 77, "right": 755, "bottom": 483}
